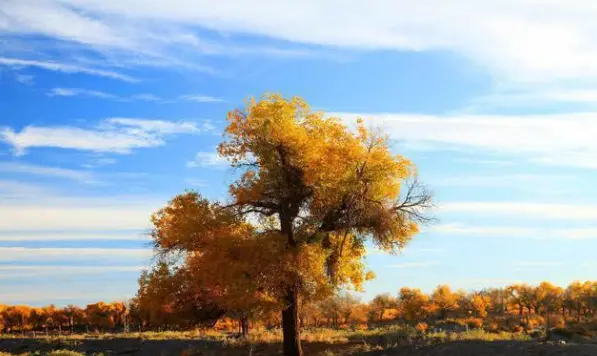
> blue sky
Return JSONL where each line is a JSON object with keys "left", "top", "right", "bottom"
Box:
{"left": 2, "top": 0, "right": 597, "bottom": 306}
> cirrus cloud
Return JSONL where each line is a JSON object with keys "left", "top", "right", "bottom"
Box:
{"left": 1, "top": 117, "right": 211, "bottom": 155}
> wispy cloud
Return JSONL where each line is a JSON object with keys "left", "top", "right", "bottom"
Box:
{"left": 186, "top": 151, "right": 228, "bottom": 168}
{"left": 48, "top": 87, "right": 118, "bottom": 99}
{"left": 336, "top": 112, "right": 597, "bottom": 169}
{"left": 453, "top": 158, "right": 516, "bottom": 167}
{"left": 0, "top": 194, "right": 164, "bottom": 230}
{"left": 0, "top": 265, "right": 144, "bottom": 279}
{"left": 433, "top": 223, "right": 597, "bottom": 240}
{"left": 0, "top": 57, "right": 138, "bottom": 82}
{"left": 0, "top": 231, "right": 148, "bottom": 241}
{"left": 431, "top": 174, "right": 575, "bottom": 188}
{"left": 386, "top": 261, "right": 440, "bottom": 268}
{"left": 440, "top": 202, "right": 597, "bottom": 221}
{"left": 5, "top": 0, "right": 597, "bottom": 86}
{"left": 0, "top": 247, "right": 153, "bottom": 262}
{"left": 47, "top": 88, "right": 225, "bottom": 104}
{"left": 14, "top": 73, "right": 34, "bottom": 85}
{"left": 1, "top": 117, "right": 209, "bottom": 155}
{"left": 0, "top": 162, "right": 97, "bottom": 184}
{"left": 468, "top": 88, "right": 597, "bottom": 111}
{"left": 130, "top": 94, "right": 162, "bottom": 102}
{"left": 179, "top": 94, "right": 225, "bottom": 103}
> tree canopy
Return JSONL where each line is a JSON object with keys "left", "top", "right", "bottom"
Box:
{"left": 148, "top": 93, "right": 432, "bottom": 356}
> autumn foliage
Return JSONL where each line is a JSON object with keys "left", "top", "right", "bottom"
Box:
{"left": 144, "top": 93, "right": 432, "bottom": 356}
{"left": 2, "top": 281, "right": 597, "bottom": 337}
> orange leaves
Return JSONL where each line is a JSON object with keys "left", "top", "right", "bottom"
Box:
{"left": 146, "top": 93, "right": 431, "bottom": 344}
{"left": 151, "top": 192, "right": 253, "bottom": 252}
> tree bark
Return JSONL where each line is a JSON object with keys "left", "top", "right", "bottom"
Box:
{"left": 241, "top": 316, "right": 249, "bottom": 337}
{"left": 282, "top": 286, "right": 302, "bottom": 356}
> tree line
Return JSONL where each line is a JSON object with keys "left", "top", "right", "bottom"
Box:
{"left": 0, "top": 302, "right": 127, "bottom": 334}
{"left": 2, "top": 281, "right": 597, "bottom": 335}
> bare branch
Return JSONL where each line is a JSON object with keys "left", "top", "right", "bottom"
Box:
{"left": 393, "top": 176, "right": 435, "bottom": 224}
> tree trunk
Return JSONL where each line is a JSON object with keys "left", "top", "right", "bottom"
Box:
{"left": 241, "top": 316, "right": 249, "bottom": 337}
{"left": 282, "top": 286, "right": 302, "bottom": 356}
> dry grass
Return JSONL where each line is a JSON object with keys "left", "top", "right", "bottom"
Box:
{"left": 0, "top": 327, "right": 533, "bottom": 355}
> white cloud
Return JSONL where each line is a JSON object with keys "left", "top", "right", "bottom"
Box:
{"left": 3, "top": 0, "right": 597, "bottom": 84}
{"left": 0, "top": 194, "right": 163, "bottom": 230}
{"left": 0, "top": 57, "right": 137, "bottom": 82}
{"left": 0, "top": 265, "right": 144, "bottom": 279}
{"left": 0, "top": 162, "right": 97, "bottom": 183}
{"left": 335, "top": 112, "right": 597, "bottom": 169}
{"left": 1, "top": 117, "right": 207, "bottom": 155}
{"left": 186, "top": 151, "right": 228, "bottom": 168}
{"left": 453, "top": 158, "right": 516, "bottom": 166}
{"left": 470, "top": 88, "right": 597, "bottom": 109}
{"left": 0, "top": 231, "right": 149, "bottom": 241}
{"left": 130, "top": 93, "right": 162, "bottom": 102}
{"left": 180, "top": 94, "right": 225, "bottom": 103}
{"left": 47, "top": 88, "right": 225, "bottom": 104}
{"left": 0, "top": 247, "right": 152, "bottom": 262}
{"left": 0, "top": 179, "right": 54, "bottom": 197}
{"left": 431, "top": 174, "right": 574, "bottom": 188}
{"left": 104, "top": 118, "right": 202, "bottom": 135}
{"left": 433, "top": 223, "right": 597, "bottom": 240}
{"left": 386, "top": 261, "right": 440, "bottom": 268}
{"left": 48, "top": 87, "right": 118, "bottom": 99}
{"left": 440, "top": 202, "right": 597, "bottom": 221}
{"left": 432, "top": 223, "right": 539, "bottom": 236}
{"left": 14, "top": 73, "right": 34, "bottom": 85}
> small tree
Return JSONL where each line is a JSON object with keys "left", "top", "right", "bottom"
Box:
{"left": 431, "top": 285, "right": 459, "bottom": 319}
{"left": 370, "top": 293, "right": 396, "bottom": 324}
{"left": 398, "top": 287, "right": 433, "bottom": 323}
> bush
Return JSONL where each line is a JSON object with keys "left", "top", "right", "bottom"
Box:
{"left": 415, "top": 322, "right": 428, "bottom": 333}
{"left": 464, "top": 318, "right": 483, "bottom": 329}
{"left": 49, "top": 351, "right": 86, "bottom": 356}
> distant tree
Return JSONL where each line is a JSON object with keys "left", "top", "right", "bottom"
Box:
{"left": 63, "top": 305, "right": 85, "bottom": 333}
{"left": 370, "top": 293, "right": 396, "bottom": 324}
{"left": 2, "top": 306, "right": 31, "bottom": 332}
{"left": 431, "top": 285, "right": 459, "bottom": 319}
{"left": 135, "top": 262, "right": 224, "bottom": 329}
{"left": 398, "top": 287, "right": 433, "bottom": 322}
{"left": 485, "top": 288, "right": 507, "bottom": 315}
{"left": 338, "top": 293, "right": 361, "bottom": 326}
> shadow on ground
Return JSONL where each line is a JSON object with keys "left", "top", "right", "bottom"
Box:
{"left": 361, "top": 340, "right": 597, "bottom": 356}
{"left": 2, "top": 338, "right": 597, "bottom": 355}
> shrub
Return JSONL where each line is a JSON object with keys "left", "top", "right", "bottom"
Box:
{"left": 415, "top": 322, "right": 428, "bottom": 333}
{"left": 464, "top": 317, "right": 483, "bottom": 329}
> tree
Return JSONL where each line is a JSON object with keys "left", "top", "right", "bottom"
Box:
{"left": 398, "top": 287, "right": 433, "bottom": 322}
{"left": 151, "top": 94, "right": 431, "bottom": 356}
{"left": 370, "top": 294, "right": 396, "bottom": 324}
{"left": 63, "top": 305, "right": 85, "bottom": 333}
{"left": 135, "top": 262, "right": 224, "bottom": 329}
{"left": 431, "top": 285, "right": 459, "bottom": 319}
{"left": 470, "top": 293, "right": 489, "bottom": 318}
{"left": 485, "top": 288, "right": 507, "bottom": 315}
{"left": 2, "top": 305, "right": 31, "bottom": 332}
{"left": 338, "top": 293, "right": 361, "bottom": 326}
{"left": 535, "top": 281, "right": 563, "bottom": 335}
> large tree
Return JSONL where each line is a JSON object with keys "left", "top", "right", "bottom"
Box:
{"left": 151, "top": 93, "right": 431, "bottom": 356}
